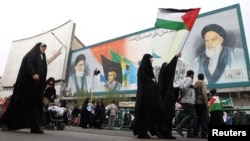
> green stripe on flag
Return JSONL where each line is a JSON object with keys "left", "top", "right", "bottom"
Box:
{"left": 155, "top": 18, "right": 187, "bottom": 30}
{"left": 210, "top": 103, "right": 223, "bottom": 112}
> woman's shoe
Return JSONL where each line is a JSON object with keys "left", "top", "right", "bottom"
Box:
{"left": 1, "top": 124, "right": 10, "bottom": 131}
{"left": 149, "top": 129, "right": 157, "bottom": 136}
{"left": 30, "top": 127, "right": 44, "bottom": 134}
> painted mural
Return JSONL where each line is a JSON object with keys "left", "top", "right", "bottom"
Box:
{"left": 65, "top": 4, "right": 250, "bottom": 96}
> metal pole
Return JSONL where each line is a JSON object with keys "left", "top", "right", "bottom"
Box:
{"left": 51, "top": 32, "right": 67, "bottom": 48}
{"left": 91, "top": 75, "right": 95, "bottom": 102}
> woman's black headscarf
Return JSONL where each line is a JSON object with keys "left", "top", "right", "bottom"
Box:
{"left": 138, "top": 54, "right": 155, "bottom": 78}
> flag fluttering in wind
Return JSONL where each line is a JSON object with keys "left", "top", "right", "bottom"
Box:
{"left": 155, "top": 8, "right": 200, "bottom": 31}
{"left": 221, "top": 98, "right": 233, "bottom": 107}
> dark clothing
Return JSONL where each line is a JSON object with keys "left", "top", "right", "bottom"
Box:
{"left": 94, "top": 103, "right": 105, "bottom": 129}
{"left": 0, "top": 42, "right": 47, "bottom": 130}
{"left": 80, "top": 98, "right": 91, "bottom": 128}
{"left": 72, "top": 107, "right": 81, "bottom": 117}
{"left": 44, "top": 77, "right": 56, "bottom": 103}
{"left": 193, "top": 80, "right": 208, "bottom": 137}
{"left": 178, "top": 103, "right": 196, "bottom": 136}
{"left": 193, "top": 104, "right": 208, "bottom": 137}
{"left": 209, "top": 94, "right": 225, "bottom": 125}
{"left": 210, "top": 111, "right": 225, "bottom": 125}
{"left": 232, "top": 111, "right": 247, "bottom": 125}
{"left": 70, "top": 106, "right": 80, "bottom": 126}
{"left": 133, "top": 54, "right": 162, "bottom": 137}
{"left": 158, "top": 56, "right": 178, "bottom": 136}
{"left": 44, "top": 86, "right": 56, "bottom": 102}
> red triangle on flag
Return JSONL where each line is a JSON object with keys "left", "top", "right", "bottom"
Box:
{"left": 181, "top": 8, "right": 201, "bottom": 31}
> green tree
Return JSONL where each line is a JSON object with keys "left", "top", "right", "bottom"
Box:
{"left": 75, "top": 89, "right": 91, "bottom": 106}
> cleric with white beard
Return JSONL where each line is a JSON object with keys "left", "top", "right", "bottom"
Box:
{"left": 191, "top": 24, "right": 248, "bottom": 84}
{"left": 67, "top": 54, "right": 91, "bottom": 95}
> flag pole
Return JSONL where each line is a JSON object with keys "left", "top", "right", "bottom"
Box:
{"left": 179, "top": 31, "right": 191, "bottom": 52}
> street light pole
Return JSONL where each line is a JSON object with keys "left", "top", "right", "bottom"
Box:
{"left": 91, "top": 68, "right": 100, "bottom": 102}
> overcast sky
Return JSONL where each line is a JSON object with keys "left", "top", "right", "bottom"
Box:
{"left": 0, "top": 0, "right": 249, "bottom": 76}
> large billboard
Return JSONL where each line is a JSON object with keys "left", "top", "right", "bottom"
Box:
{"left": 185, "top": 4, "right": 250, "bottom": 88}
{"left": 66, "top": 4, "right": 250, "bottom": 97}
{"left": 1, "top": 20, "right": 75, "bottom": 87}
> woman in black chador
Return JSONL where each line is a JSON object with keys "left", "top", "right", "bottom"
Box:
{"left": 157, "top": 52, "right": 181, "bottom": 139}
{"left": 0, "top": 42, "right": 48, "bottom": 134}
{"left": 93, "top": 101, "right": 105, "bottom": 129}
{"left": 133, "top": 54, "right": 164, "bottom": 139}
{"left": 80, "top": 97, "right": 91, "bottom": 128}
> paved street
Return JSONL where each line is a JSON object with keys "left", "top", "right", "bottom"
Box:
{"left": 0, "top": 126, "right": 207, "bottom": 141}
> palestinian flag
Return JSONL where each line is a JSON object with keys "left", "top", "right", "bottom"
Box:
{"left": 209, "top": 96, "right": 223, "bottom": 112}
{"left": 221, "top": 98, "right": 233, "bottom": 107}
{"left": 155, "top": 8, "right": 200, "bottom": 31}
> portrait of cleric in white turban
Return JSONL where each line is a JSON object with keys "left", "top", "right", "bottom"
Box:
{"left": 191, "top": 24, "right": 248, "bottom": 84}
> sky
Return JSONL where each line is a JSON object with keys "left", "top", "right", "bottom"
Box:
{"left": 0, "top": 0, "right": 249, "bottom": 76}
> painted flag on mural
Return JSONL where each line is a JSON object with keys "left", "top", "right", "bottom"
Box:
{"left": 155, "top": 8, "right": 200, "bottom": 31}
{"left": 110, "top": 50, "right": 137, "bottom": 85}
{"left": 127, "top": 64, "right": 137, "bottom": 84}
{"left": 101, "top": 55, "right": 122, "bottom": 84}
{"left": 100, "top": 74, "right": 107, "bottom": 83}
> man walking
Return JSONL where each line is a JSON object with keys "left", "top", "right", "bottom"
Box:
{"left": 176, "top": 70, "right": 196, "bottom": 138}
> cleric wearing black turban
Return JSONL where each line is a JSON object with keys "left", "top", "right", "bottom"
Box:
{"left": 75, "top": 54, "right": 86, "bottom": 66}
{"left": 201, "top": 24, "right": 227, "bottom": 39}
{"left": 191, "top": 24, "right": 247, "bottom": 84}
{"left": 67, "top": 54, "right": 91, "bottom": 95}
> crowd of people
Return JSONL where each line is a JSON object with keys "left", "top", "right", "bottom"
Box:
{"left": 0, "top": 42, "right": 248, "bottom": 139}
{"left": 0, "top": 42, "right": 113, "bottom": 134}
{"left": 79, "top": 98, "right": 106, "bottom": 129}
{"left": 132, "top": 52, "right": 248, "bottom": 140}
